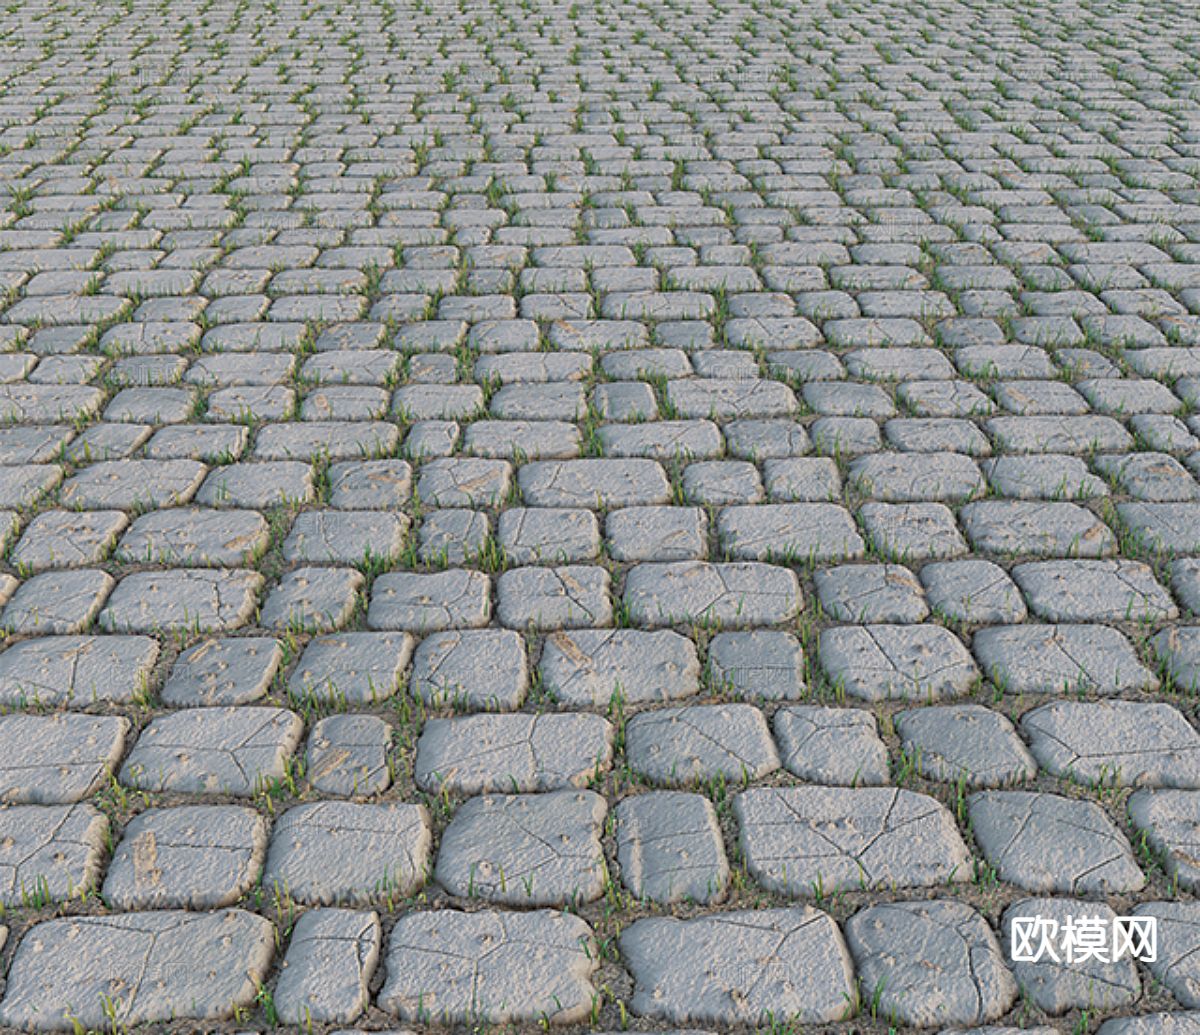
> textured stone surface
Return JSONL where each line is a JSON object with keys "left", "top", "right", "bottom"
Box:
{"left": 616, "top": 792, "right": 729, "bottom": 905}
{"left": 845, "top": 901, "right": 1018, "bottom": 1027}
{"left": 970, "top": 791, "right": 1145, "bottom": 894}
{"left": 415, "top": 713, "right": 612, "bottom": 794}
{"left": 621, "top": 908, "right": 854, "bottom": 1024}
{"left": 0, "top": 910, "right": 274, "bottom": 1029}
{"left": 275, "top": 909, "right": 381, "bottom": 1025}
{"left": 0, "top": 713, "right": 129, "bottom": 803}
{"left": 263, "top": 802, "right": 431, "bottom": 905}
{"left": 0, "top": 803, "right": 107, "bottom": 906}
{"left": 435, "top": 790, "right": 606, "bottom": 905}
{"left": 735, "top": 787, "right": 970, "bottom": 896}
{"left": 2, "top": 2, "right": 1200, "bottom": 1024}
{"left": 378, "top": 909, "right": 598, "bottom": 1023}
{"left": 102, "top": 805, "right": 268, "bottom": 910}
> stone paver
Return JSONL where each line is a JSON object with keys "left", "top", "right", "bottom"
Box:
{"left": 2, "top": 1, "right": 1200, "bottom": 1025}
{"left": 734, "top": 787, "right": 970, "bottom": 896}
{"left": 621, "top": 908, "right": 854, "bottom": 1025}
{"left": 263, "top": 802, "right": 431, "bottom": 906}
{"left": 846, "top": 901, "right": 1017, "bottom": 1027}
{"left": 0, "top": 910, "right": 274, "bottom": 1029}
{"left": 378, "top": 909, "right": 598, "bottom": 1024}
{"left": 435, "top": 790, "right": 606, "bottom": 906}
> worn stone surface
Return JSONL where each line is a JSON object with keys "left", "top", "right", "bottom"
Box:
{"left": 845, "top": 901, "right": 1018, "bottom": 1027}
{"left": 0, "top": 910, "right": 274, "bottom": 1029}
{"left": 970, "top": 791, "right": 1145, "bottom": 894}
{"left": 621, "top": 908, "right": 854, "bottom": 1024}
{"left": 435, "top": 790, "right": 606, "bottom": 905}
{"left": 415, "top": 713, "right": 612, "bottom": 794}
{"left": 2, "top": 1, "right": 1200, "bottom": 1024}
{"left": 263, "top": 802, "right": 431, "bottom": 905}
{"left": 735, "top": 787, "right": 970, "bottom": 896}
{"left": 102, "top": 805, "right": 268, "bottom": 910}
{"left": 0, "top": 713, "right": 129, "bottom": 803}
{"left": 275, "top": 908, "right": 381, "bottom": 1025}
{"left": 0, "top": 803, "right": 107, "bottom": 906}
{"left": 616, "top": 792, "right": 729, "bottom": 905}
{"left": 378, "top": 909, "right": 598, "bottom": 1024}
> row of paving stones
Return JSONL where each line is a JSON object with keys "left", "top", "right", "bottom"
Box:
{"left": 6, "top": 896, "right": 1200, "bottom": 1029}
{"left": 8, "top": 778, "right": 1200, "bottom": 910}
{"left": 2, "top": 613, "right": 1200, "bottom": 711}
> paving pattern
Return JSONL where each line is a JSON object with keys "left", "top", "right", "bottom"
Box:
{"left": 1, "top": 0, "right": 1200, "bottom": 1031}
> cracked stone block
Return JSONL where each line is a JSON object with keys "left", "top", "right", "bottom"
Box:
{"left": 518, "top": 458, "right": 671, "bottom": 508}
{"left": 263, "top": 802, "right": 431, "bottom": 905}
{"left": 1, "top": 569, "right": 114, "bottom": 634}
{"left": 682, "top": 460, "right": 763, "bottom": 505}
{"left": 960, "top": 501, "right": 1116, "bottom": 558}
{"left": 417, "top": 457, "right": 512, "bottom": 507}
{"left": 0, "top": 635, "right": 158, "bottom": 707}
{"left": 59, "top": 459, "right": 205, "bottom": 510}
{"left": 626, "top": 704, "right": 779, "bottom": 786}
{"left": 708, "top": 630, "right": 805, "bottom": 700}
{"left": 161, "top": 636, "right": 282, "bottom": 706}
{"left": 378, "top": 909, "right": 598, "bottom": 1024}
{"left": 920, "top": 560, "right": 1028, "bottom": 624}
{"left": 819, "top": 624, "right": 978, "bottom": 701}
{"left": 1118, "top": 503, "right": 1200, "bottom": 554}
{"left": 624, "top": 561, "right": 801, "bottom": 627}
{"left": 1002, "top": 898, "right": 1139, "bottom": 1014}
{"left": 1129, "top": 791, "right": 1200, "bottom": 891}
{"left": 99, "top": 569, "right": 262, "bottom": 633}
{"left": 307, "top": 714, "right": 392, "bottom": 796}
{"left": 1096, "top": 1017, "right": 1200, "bottom": 1035}
{"left": 0, "top": 713, "right": 129, "bottom": 804}
{"left": 540, "top": 628, "right": 699, "bottom": 705}
{"left": 435, "top": 789, "right": 606, "bottom": 906}
{"left": 815, "top": 564, "right": 928, "bottom": 623}
{"left": 763, "top": 457, "right": 841, "bottom": 501}
{"left": 102, "top": 805, "right": 268, "bottom": 910}
{"left": 849, "top": 451, "right": 985, "bottom": 502}
{"left": 970, "top": 791, "right": 1145, "bottom": 893}
{"left": 975, "top": 624, "right": 1158, "bottom": 695}
{"left": 418, "top": 508, "right": 489, "bottom": 565}
{"left": 666, "top": 378, "right": 798, "bottom": 419}
{"left": 621, "top": 907, "right": 854, "bottom": 1025}
{"left": 328, "top": 459, "right": 412, "bottom": 509}
{"left": 415, "top": 713, "right": 612, "bottom": 794}
{"left": 497, "top": 507, "right": 599, "bottom": 564}
{"left": 368, "top": 570, "right": 491, "bottom": 631}
{"left": 735, "top": 786, "right": 970, "bottom": 896}
{"left": 1096, "top": 452, "right": 1200, "bottom": 502}
{"left": 1134, "top": 902, "right": 1200, "bottom": 1008}
{"left": 0, "top": 804, "right": 107, "bottom": 906}
{"left": 1152, "top": 627, "right": 1200, "bottom": 692}
{"left": 616, "top": 791, "right": 729, "bottom": 905}
{"left": 773, "top": 706, "right": 889, "bottom": 785}
{"left": 261, "top": 566, "right": 364, "bottom": 632}
{"left": 114, "top": 507, "right": 268, "bottom": 566}
{"left": 288, "top": 632, "right": 413, "bottom": 704}
{"left": 982, "top": 455, "right": 1109, "bottom": 500}
{"left": 283, "top": 511, "right": 409, "bottom": 564}
{"left": 718, "top": 502, "right": 864, "bottom": 563}
{"left": 0, "top": 910, "right": 274, "bottom": 1030}
{"left": 275, "top": 908, "right": 381, "bottom": 1025}
{"left": 845, "top": 901, "right": 1017, "bottom": 1027}
{"left": 1023, "top": 700, "right": 1200, "bottom": 788}
{"left": 496, "top": 565, "right": 612, "bottom": 629}
{"left": 121, "top": 706, "right": 303, "bottom": 796}
{"left": 606, "top": 506, "right": 707, "bottom": 562}
{"left": 410, "top": 629, "right": 528, "bottom": 710}
{"left": 1013, "top": 559, "right": 1177, "bottom": 622}
{"left": 896, "top": 705, "right": 1036, "bottom": 787}
{"left": 10, "top": 510, "right": 129, "bottom": 570}
{"left": 858, "top": 502, "right": 968, "bottom": 561}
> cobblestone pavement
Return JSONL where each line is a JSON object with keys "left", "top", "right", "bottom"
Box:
{"left": 2, "top": 0, "right": 1200, "bottom": 1031}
